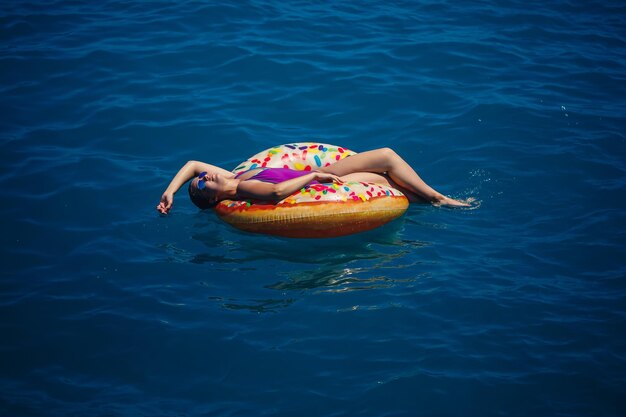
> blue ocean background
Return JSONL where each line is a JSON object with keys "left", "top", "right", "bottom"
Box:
{"left": 2, "top": 1, "right": 625, "bottom": 416}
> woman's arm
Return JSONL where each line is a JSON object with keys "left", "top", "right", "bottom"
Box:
{"left": 237, "top": 172, "right": 342, "bottom": 201}
{"left": 157, "top": 160, "right": 233, "bottom": 214}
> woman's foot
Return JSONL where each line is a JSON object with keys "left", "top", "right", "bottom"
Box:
{"left": 434, "top": 195, "right": 472, "bottom": 207}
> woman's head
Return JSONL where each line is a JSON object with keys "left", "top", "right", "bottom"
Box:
{"left": 188, "top": 172, "right": 227, "bottom": 209}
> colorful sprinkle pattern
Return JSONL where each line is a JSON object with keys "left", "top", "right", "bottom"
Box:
{"left": 232, "top": 142, "right": 355, "bottom": 174}
{"left": 219, "top": 142, "right": 405, "bottom": 209}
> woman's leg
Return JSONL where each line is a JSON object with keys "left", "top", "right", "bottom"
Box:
{"left": 322, "top": 148, "right": 468, "bottom": 206}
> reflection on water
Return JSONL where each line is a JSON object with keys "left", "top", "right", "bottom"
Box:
{"left": 267, "top": 254, "right": 428, "bottom": 294}
{"left": 220, "top": 297, "right": 297, "bottom": 313}
{"left": 157, "top": 213, "right": 435, "bottom": 311}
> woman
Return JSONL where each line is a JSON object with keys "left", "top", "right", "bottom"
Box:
{"left": 157, "top": 147, "right": 470, "bottom": 214}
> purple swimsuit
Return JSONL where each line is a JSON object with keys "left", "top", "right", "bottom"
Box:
{"left": 236, "top": 168, "right": 319, "bottom": 184}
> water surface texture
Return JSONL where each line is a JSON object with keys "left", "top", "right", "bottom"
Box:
{"left": 2, "top": 1, "right": 626, "bottom": 416}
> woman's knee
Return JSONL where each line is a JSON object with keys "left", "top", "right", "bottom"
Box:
{"left": 375, "top": 147, "right": 398, "bottom": 168}
{"left": 372, "top": 147, "right": 396, "bottom": 159}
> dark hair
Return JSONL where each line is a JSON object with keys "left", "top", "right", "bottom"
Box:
{"left": 188, "top": 181, "right": 218, "bottom": 209}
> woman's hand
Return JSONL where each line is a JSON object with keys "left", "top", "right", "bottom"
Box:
{"left": 157, "top": 192, "right": 174, "bottom": 214}
{"left": 315, "top": 172, "right": 344, "bottom": 184}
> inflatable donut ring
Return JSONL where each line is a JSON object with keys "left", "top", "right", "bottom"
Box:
{"left": 214, "top": 143, "right": 409, "bottom": 238}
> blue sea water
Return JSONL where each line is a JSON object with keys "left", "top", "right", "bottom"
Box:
{"left": 2, "top": 0, "right": 626, "bottom": 415}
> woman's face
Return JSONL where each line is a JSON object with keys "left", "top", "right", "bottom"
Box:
{"left": 192, "top": 173, "right": 226, "bottom": 204}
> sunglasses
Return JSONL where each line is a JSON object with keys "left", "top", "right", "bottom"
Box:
{"left": 197, "top": 172, "right": 208, "bottom": 190}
